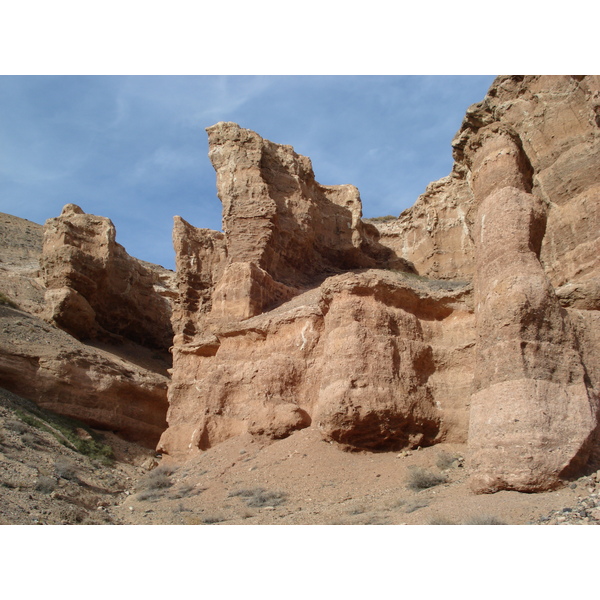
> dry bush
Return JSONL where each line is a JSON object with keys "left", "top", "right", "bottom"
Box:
{"left": 201, "top": 514, "right": 225, "bottom": 524}
{"left": 5, "top": 419, "right": 27, "bottom": 435}
{"left": 170, "top": 483, "right": 205, "bottom": 499}
{"left": 407, "top": 467, "right": 447, "bottom": 491}
{"left": 429, "top": 516, "right": 457, "bottom": 525}
{"left": 35, "top": 476, "right": 57, "bottom": 494}
{"left": 229, "top": 487, "right": 287, "bottom": 507}
{"left": 405, "top": 500, "right": 429, "bottom": 513}
{"left": 464, "top": 515, "right": 507, "bottom": 525}
{"left": 436, "top": 450, "right": 459, "bottom": 471}
{"left": 54, "top": 457, "right": 78, "bottom": 481}
{"left": 137, "top": 464, "right": 177, "bottom": 492}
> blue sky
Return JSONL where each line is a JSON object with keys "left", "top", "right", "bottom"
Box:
{"left": 0, "top": 75, "right": 496, "bottom": 270}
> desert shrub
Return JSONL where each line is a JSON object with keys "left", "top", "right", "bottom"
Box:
{"left": 464, "top": 515, "right": 506, "bottom": 525}
{"left": 170, "top": 483, "right": 205, "bottom": 499}
{"left": 229, "top": 487, "right": 287, "bottom": 507}
{"left": 201, "top": 514, "right": 225, "bottom": 524}
{"left": 22, "top": 432, "right": 47, "bottom": 448}
{"left": 429, "top": 516, "right": 457, "bottom": 525}
{"left": 136, "top": 490, "right": 164, "bottom": 502}
{"left": 347, "top": 505, "right": 366, "bottom": 515}
{"left": 137, "top": 464, "right": 177, "bottom": 492}
{"left": 436, "top": 450, "right": 459, "bottom": 471}
{"left": 5, "top": 419, "right": 28, "bottom": 434}
{"left": 405, "top": 500, "right": 429, "bottom": 513}
{"left": 54, "top": 457, "right": 78, "bottom": 481}
{"left": 35, "top": 476, "right": 57, "bottom": 494}
{"left": 407, "top": 467, "right": 448, "bottom": 491}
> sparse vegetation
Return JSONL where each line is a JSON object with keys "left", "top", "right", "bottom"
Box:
{"left": 201, "top": 514, "right": 226, "bottom": 524}
{"left": 436, "top": 450, "right": 459, "bottom": 471}
{"left": 54, "top": 457, "right": 78, "bottom": 481}
{"left": 229, "top": 486, "right": 287, "bottom": 507}
{"left": 405, "top": 500, "right": 429, "bottom": 513}
{"left": 21, "top": 431, "right": 43, "bottom": 448}
{"left": 5, "top": 419, "right": 28, "bottom": 434}
{"left": 11, "top": 406, "right": 114, "bottom": 465}
{"left": 429, "top": 516, "right": 457, "bottom": 525}
{"left": 35, "top": 476, "right": 57, "bottom": 494}
{"left": 464, "top": 515, "right": 507, "bottom": 525}
{"left": 170, "top": 483, "right": 205, "bottom": 499}
{"left": 407, "top": 467, "right": 448, "bottom": 491}
{"left": 0, "top": 292, "right": 18, "bottom": 309}
{"left": 136, "top": 464, "right": 177, "bottom": 493}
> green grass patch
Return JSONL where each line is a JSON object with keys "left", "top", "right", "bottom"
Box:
{"left": 13, "top": 407, "right": 114, "bottom": 465}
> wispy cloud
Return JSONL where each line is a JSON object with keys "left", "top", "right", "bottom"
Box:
{"left": 0, "top": 75, "right": 496, "bottom": 269}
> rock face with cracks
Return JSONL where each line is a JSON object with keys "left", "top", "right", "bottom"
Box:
{"left": 159, "top": 122, "right": 473, "bottom": 459}
{"left": 161, "top": 78, "right": 600, "bottom": 495}
{"left": 2, "top": 76, "right": 598, "bottom": 494}
{"left": 0, "top": 207, "right": 173, "bottom": 447}
{"left": 41, "top": 203, "right": 174, "bottom": 351}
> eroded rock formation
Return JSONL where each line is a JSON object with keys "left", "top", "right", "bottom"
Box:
{"left": 2, "top": 76, "right": 598, "bottom": 492}
{"left": 159, "top": 122, "right": 473, "bottom": 459}
{"left": 161, "top": 77, "right": 600, "bottom": 494}
{"left": 42, "top": 203, "right": 175, "bottom": 350}
{"left": 0, "top": 207, "right": 175, "bottom": 447}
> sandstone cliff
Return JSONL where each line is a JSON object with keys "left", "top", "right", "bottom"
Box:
{"left": 159, "top": 122, "right": 474, "bottom": 460}
{"left": 159, "top": 77, "right": 600, "bottom": 495}
{"left": 0, "top": 207, "right": 176, "bottom": 446}
{"left": 2, "top": 76, "right": 598, "bottom": 495}
{"left": 42, "top": 203, "right": 175, "bottom": 351}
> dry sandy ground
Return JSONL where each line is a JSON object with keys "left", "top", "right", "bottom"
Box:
{"left": 113, "top": 427, "right": 597, "bottom": 526}
{"left": 4, "top": 381, "right": 597, "bottom": 527}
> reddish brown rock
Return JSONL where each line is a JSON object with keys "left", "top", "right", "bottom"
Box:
{"left": 0, "top": 304, "right": 169, "bottom": 446}
{"left": 160, "top": 123, "right": 475, "bottom": 458}
{"left": 466, "top": 129, "right": 599, "bottom": 493}
{"left": 159, "top": 264, "right": 473, "bottom": 458}
{"left": 42, "top": 204, "right": 174, "bottom": 350}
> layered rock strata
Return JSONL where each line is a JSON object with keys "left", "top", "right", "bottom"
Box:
{"left": 42, "top": 204, "right": 175, "bottom": 350}
{"left": 466, "top": 130, "right": 598, "bottom": 492}
{"left": 162, "top": 77, "right": 600, "bottom": 495}
{"left": 160, "top": 123, "right": 474, "bottom": 458}
{"left": 0, "top": 304, "right": 169, "bottom": 446}
{"left": 0, "top": 207, "right": 175, "bottom": 447}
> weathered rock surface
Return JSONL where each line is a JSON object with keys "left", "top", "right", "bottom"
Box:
{"left": 0, "top": 304, "right": 169, "bottom": 446}
{"left": 466, "top": 131, "right": 598, "bottom": 492}
{"left": 159, "top": 269, "right": 473, "bottom": 458}
{"left": 42, "top": 203, "right": 175, "bottom": 350}
{"left": 159, "top": 122, "right": 472, "bottom": 459}
{"left": 0, "top": 208, "right": 174, "bottom": 447}
{"left": 0, "top": 213, "right": 46, "bottom": 314}
{"left": 3, "top": 76, "right": 599, "bottom": 497}
{"left": 161, "top": 77, "right": 600, "bottom": 496}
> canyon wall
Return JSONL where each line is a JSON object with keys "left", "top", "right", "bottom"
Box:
{"left": 2, "top": 76, "right": 598, "bottom": 490}
{"left": 0, "top": 208, "right": 175, "bottom": 447}
{"left": 160, "top": 76, "right": 600, "bottom": 493}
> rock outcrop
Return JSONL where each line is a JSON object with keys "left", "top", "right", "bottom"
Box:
{"left": 0, "top": 303, "right": 169, "bottom": 446}
{"left": 160, "top": 77, "right": 600, "bottom": 495}
{"left": 0, "top": 213, "right": 46, "bottom": 314}
{"left": 466, "top": 130, "right": 598, "bottom": 492}
{"left": 159, "top": 123, "right": 473, "bottom": 459}
{"left": 2, "top": 76, "right": 598, "bottom": 493}
{"left": 0, "top": 207, "right": 175, "bottom": 447}
{"left": 42, "top": 204, "right": 175, "bottom": 350}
